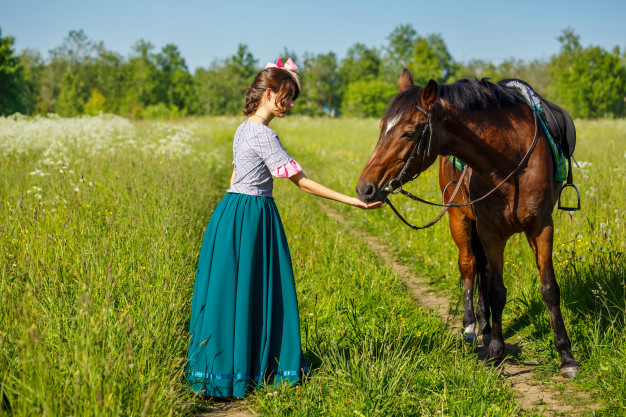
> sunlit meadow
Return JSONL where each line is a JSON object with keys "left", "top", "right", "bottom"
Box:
{"left": 1, "top": 114, "right": 624, "bottom": 416}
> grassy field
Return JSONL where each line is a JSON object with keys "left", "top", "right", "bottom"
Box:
{"left": 1, "top": 114, "right": 624, "bottom": 416}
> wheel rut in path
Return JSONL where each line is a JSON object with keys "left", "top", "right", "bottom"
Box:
{"left": 319, "top": 202, "right": 599, "bottom": 417}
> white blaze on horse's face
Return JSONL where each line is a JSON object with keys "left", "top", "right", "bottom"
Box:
{"left": 385, "top": 115, "right": 402, "bottom": 135}
{"left": 368, "top": 114, "right": 401, "bottom": 167}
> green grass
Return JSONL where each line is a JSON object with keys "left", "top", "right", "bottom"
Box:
{"left": 1, "top": 114, "right": 625, "bottom": 416}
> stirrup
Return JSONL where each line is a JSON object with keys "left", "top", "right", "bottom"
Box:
{"left": 558, "top": 157, "right": 581, "bottom": 211}
{"left": 558, "top": 183, "right": 581, "bottom": 211}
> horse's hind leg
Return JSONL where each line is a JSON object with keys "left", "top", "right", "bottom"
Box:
{"left": 448, "top": 208, "right": 480, "bottom": 342}
{"left": 526, "top": 221, "right": 581, "bottom": 377}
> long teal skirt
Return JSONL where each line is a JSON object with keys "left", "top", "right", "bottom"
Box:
{"left": 186, "top": 193, "right": 308, "bottom": 397}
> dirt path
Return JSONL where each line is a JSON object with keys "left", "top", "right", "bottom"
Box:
{"left": 199, "top": 401, "right": 255, "bottom": 417}
{"left": 320, "top": 203, "right": 598, "bottom": 417}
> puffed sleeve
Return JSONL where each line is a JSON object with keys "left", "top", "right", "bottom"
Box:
{"left": 258, "top": 128, "right": 296, "bottom": 173}
{"left": 271, "top": 160, "right": 302, "bottom": 178}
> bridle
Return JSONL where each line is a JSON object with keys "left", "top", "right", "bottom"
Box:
{"left": 381, "top": 104, "right": 541, "bottom": 230}
{"left": 382, "top": 105, "right": 434, "bottom": 196}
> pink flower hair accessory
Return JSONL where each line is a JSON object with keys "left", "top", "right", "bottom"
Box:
{"left": 264, "top": 56, "right": 301, "bottom": 92}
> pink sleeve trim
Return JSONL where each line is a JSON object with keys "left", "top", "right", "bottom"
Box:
{"left": 271, "top": 160, "right": 302, "bottom": 178}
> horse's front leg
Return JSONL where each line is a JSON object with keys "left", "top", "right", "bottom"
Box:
{"left": 477, "top": 226, "right": 508, "bottom": 364}
{"left": 526, "top": 221, "right": 581, "bottom": 378}
{"left": 474, "top": 237, "right": 492, "bottom": 346}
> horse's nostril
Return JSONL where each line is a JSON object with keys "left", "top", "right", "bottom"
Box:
{"left": 357, "top": 183, "right": 375, "bottom": 200}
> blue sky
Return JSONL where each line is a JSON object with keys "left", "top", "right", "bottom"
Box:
{"left": 2, "top": 0, "right": 624, "bottom": 72}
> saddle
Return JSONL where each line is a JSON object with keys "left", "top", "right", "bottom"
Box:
{"left": 500, "top": 79, "right": 580, "bottom": 210}
{"left": 538, "top": 98, "right": 576, "bottom": 159}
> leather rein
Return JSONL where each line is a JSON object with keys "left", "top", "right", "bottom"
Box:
{"left": 382, "top": 105, "right": 540, "bottom": 230}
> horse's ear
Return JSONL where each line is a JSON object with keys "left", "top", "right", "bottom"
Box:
{"left": 398, "top": 68, "right": 414, "bottom": 91}
{"left": 420, "top": 79, "right": 439, "bottom": 110}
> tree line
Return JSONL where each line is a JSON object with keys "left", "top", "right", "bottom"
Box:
{"left": 1, "top": 25, "right": 625, "bottom": 119}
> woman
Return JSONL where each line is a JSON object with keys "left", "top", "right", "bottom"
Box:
{"left": 186, "top": 57, "right": 381, "bottom": 398}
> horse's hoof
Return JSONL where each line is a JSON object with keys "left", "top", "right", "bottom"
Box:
{"left": 560, "top": 366, "right": 581, "bottom": 379}
{"left": 464, "top": 332, "right": 478, "bottom": 344}
{"left": 484, "top": 360, "right": 502, "bottom": 373}
{"left": 463, "top": 324, "right": 477, "bottom": 344}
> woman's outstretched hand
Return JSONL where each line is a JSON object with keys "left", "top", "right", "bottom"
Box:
{"left": 349, "top": 198, "right": 384, "bottom": 210}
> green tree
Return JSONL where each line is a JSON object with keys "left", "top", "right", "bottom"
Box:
{"left": 342, "top": 79, "right": 396, "bottom": 117}
{"left": 568, "top": 47, "right": 625, "bottom": 117}
{"left": 56, "top": 70, "right": 85, "bottom": 116}
{"left": 155, "top": 43, "right": 196, "bottom": 114}
{"left": 83, "top": 88, "right": 108, "bottom": 115}
{"left": 409, "top": 34, "right": 455, "bottom": 85}
{"left": 297, "top": 52, "right": 341, "bottom": 115}
{"left": 17, "top": 48, "right": 44, "bottom": 113}
{"left": 454, "top": 59, "right": 504, "bottom": 81}
{"left": 340, "top": 43, "right": 381, "bottom": 84}
{"left": 194, "top": 44, "right": 257, "bottom": 115}
{"left": 547, "top": 28, "right": 626, "bottom": 118}
{"left": 383, "top": 24, "right": 417, "bottom": 81}
{"left": 122, "top": 40, "right": 159, "bottom": 117}
{"left": 88, "top": 42, "right": 123, "bottom": 113}
{"left": 52, "top": 30, "right": 95, "bottom": 116}
{"left": 0, "top": 29, "right": 30, "bottom": 115}
{"left": 383, "top": 25, "right": 455, "bottom": 85}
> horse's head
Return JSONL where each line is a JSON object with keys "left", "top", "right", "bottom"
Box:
{"left": 356, "top": 69, "right": 441, "bottom": 203}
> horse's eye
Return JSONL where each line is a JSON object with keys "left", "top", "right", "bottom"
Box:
{"left": 402, "top": 131, "right": 415, "bottom": 139}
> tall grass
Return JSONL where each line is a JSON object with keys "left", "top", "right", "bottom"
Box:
{"left": 1, "top": 114, "right": 624, "bottom": 415}
{"left": 0, "top": 115, "right": 236, "bottom": 415}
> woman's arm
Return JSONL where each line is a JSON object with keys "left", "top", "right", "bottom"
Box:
{"left": 230, "top": 169, "right": 235, "bottom": 187}
{"left": 289, "top": 171, "right": 382, "bottom": 209}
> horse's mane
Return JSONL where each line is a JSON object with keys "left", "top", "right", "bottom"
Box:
{"left": 383, "top": 78, "right": 523, "bottom": 120}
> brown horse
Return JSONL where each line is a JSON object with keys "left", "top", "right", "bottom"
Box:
{"left": 356, "top": 69, "right": 580, "bottom": 378}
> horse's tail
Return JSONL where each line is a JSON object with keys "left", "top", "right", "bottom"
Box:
{"left": 471, "top": 221, "right": 487, "bottom": 292}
